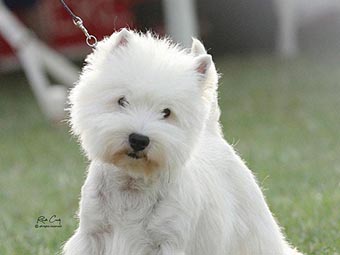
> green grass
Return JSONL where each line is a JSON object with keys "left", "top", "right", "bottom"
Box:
{"left": 1, "top": 56, "right": 339, "bottom": 254}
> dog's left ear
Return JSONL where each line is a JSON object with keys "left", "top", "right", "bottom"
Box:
{"left": 191, "top": 38, "right": 207, "bottom": 56}
{"left": 195, "top": 54, "right": 212, "bottom": 76}
{"left": 194, "top": 54, "right": 219, "bottom": 103}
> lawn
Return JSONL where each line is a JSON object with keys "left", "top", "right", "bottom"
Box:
{"left": 0, "top": 56, "right": 339, "bottom": 254}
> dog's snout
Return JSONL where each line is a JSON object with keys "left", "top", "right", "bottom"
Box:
{"left": 129, "top": 133, "right": 150, "bottom": 151}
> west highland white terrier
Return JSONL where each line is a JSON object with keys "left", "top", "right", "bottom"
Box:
{"left": 63, "top": 29, "right": 302, "bottom": 255}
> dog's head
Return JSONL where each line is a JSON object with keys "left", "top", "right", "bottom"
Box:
{"left": 69, "top": 29, "right": 219, "bottom": 176}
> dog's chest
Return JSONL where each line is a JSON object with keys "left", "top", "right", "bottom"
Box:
{"left": 99, "top": 179, "right": 162, "bottom": 254}
{"left": 101, "top": 176, "right": 161, "bottom": 226}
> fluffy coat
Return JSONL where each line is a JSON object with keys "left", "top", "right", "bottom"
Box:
{"left": 63, "top": 29, "right": 302, "bottom": 255}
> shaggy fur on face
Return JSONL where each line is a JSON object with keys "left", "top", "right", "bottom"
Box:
{"left": 63, "top": 29, "right": 303, "bottom": 255}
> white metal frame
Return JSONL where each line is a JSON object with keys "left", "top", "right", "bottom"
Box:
{"left": 0, "top": 0, "right": 79, "bottom": 121}
{"left": 163, "top": 0, "right": 199, "bottom": 47}
{"left": 275, "top": 0, "right": 340, "bottom": 58}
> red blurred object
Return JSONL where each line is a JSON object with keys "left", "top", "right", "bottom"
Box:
{"left": 0, "top": 0, "right": 135, "bottom": 61}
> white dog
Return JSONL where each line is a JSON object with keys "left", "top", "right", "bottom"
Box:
{"left": 63, "top": 29, "right": 302, "bottom": 255}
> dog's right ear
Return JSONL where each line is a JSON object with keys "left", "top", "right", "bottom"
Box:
{"left": 113, "top": 28, "right": 131, "bottom": 48}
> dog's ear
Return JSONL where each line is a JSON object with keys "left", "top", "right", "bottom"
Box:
{"left": 195, "top": 54, "right": 219, "bottom": 101}
{"left": 191, "top": 38, "right": 206, "bottom": 56}
{"left": 192, "top": 39, "right": 214, "bottom": 77}
{"left": 114, "top": 28, "right": 131, "bottom": 48}
{"left": 195, "top": 54, "right": 212, "bottom": 75}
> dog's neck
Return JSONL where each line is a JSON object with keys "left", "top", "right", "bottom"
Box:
{"left": 87, "top": 161, "right": 169, "bottom": 224}
{"left": 98, "top": 161, "right": 176, "bottom": 195}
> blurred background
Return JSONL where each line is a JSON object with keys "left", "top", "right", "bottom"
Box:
{"left": 0, "top": 0, "right": 339, "bottom": 254}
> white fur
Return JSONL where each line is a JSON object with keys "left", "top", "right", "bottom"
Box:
{"left": 63, "top": 29, "right": 302, "bottom": 255}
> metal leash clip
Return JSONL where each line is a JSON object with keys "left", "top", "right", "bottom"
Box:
{"left": 59, "top": 0, "right": 98, "bottom": 48}
{"left": 73, "top": 16, "right": 97, "bottom": 47}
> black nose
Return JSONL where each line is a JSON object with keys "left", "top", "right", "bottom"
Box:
{"left": 129, "top": 133, "right": 150, "bottom": 151}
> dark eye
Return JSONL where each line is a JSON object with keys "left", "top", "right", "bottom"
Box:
{"left": 162, "top": 108, "right": 171, "bottom": 118}
{"left": 118, "top": 97, "right": 128, "bottom": 107}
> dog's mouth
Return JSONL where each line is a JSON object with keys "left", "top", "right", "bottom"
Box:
{"left": 111, "top": 148, "right": 159, "bottom": 175}
{"left": 127, "top": 151, "right": 146, "bottom": 160}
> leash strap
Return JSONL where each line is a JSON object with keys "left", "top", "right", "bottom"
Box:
{"left": 59, "top": 0, "right": 97, "bottom": 47}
